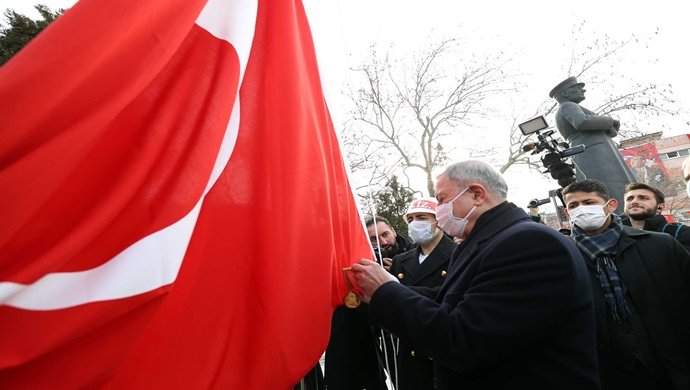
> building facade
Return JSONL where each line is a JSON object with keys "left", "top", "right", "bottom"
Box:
{"left": 619, "top": 133, "right": 690, "bottom": 222}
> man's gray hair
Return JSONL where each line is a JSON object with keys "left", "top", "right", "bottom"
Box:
{"left": 441, "top": 160, "right": 508, "bottom": 199}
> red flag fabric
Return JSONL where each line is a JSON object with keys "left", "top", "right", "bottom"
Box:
{"left": 0, "top": 0, "right": 371, "bottom": 388}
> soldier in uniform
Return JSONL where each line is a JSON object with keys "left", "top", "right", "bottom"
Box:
{"left": 387, "top": 197, "right": 456, "bottom": 390}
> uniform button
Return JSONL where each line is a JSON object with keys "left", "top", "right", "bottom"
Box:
{"left": 441, "top": 270, "right": 447, "bottom": 277}
{"left": 397, "top": 273, "right": 405, "bottom": 280}
{"left": 410, "top": 350, "right": 415, "bottom": 357}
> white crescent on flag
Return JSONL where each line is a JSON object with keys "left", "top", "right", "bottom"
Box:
{"left": 0, "top": 0, "right": 256, "bottom": 311}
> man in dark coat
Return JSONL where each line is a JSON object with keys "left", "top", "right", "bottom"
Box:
{"left": 352, "top": 160, "right": 600, "bottom": 390}
{"left": 564, "top": 179, "right": 690, "bottom": 389}
{"left": 324, "top": 217, "right": 414, "bottom": 390}
{"left": 386, "top": 197, "right": 456, "bottom": 390}
{"left": 621, "top": 182, "right": 690, "bottom": 252}
{"left": 367, "top": 216, "right": 415, "bottom": 271}
{"left": 550, "top": 76, "right": 636, "bottom": 204}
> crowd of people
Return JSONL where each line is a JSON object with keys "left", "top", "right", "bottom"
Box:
{"left": 289, "top": 76, "right": 690, "bottom": 390}
{"left": 294, "top": 156, "right": 690, "bottom": 390}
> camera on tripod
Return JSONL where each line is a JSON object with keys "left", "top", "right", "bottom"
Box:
{"left": 527, "top": 198, "right": 550, "bottom": 208}
{"left": 518, "top": 116, "right": 586, "bottom": 188}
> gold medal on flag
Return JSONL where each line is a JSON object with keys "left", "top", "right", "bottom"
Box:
{"left": 341, "top": 267, "right": 361, "bottom": 309}
{"left": 344, "top": 291, "right": 361, "bottom": 309}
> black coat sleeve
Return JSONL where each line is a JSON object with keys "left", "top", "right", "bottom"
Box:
{"left": 673, "top": 224, "right": 690, "bottom": 254}
{"left": 368, "top": 229, "right": 583, "bottom": 375}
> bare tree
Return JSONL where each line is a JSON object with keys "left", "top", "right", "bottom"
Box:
{"left": 357, "top": 175, "right": 417, "bottom": 236}
{"left": 346, "top": 39, "right": 513, "bottom": 196}
{"left": 339, "top": 119, "right": 400, "bottom": 192}
{"left": 499, "top": 24, "right": 679, "bottom": 175}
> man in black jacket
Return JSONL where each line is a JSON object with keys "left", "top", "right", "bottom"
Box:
{"left": 622, "top": 182, "right": 690, "bottom": 252}
{"left": 386, "top": 197, "right": 456, "bottom": 390}
{"left": 564, "top": 179, "right": 690, "bottom": 389}
{"left": 353, "top": 160, "right": 600, "bottom": 389}
{"left": 367, "top": 216, "right": 414, "bottom": 271}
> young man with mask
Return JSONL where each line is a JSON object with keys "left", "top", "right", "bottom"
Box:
{"left": 352, "top": 160, "right": 599, "bottom": 389}
{"left": 622, "top": 182, "right": 690, "bottom": 252}
{"left": 563, "top": 179, "right": 690, "bottom": 390}
{"left": 386, "top": 197, "right": 456, "bottom": 390}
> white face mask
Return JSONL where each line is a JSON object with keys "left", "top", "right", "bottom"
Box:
{"left": 569, "top": 201, "right": 610, "bottom": 231}
{"left": 436, "top": 187, "right": 476, "bottom": 238}
{"left": 686, "top": 181, "right": 690, "bottom": 198}
{"left": 408, "top": 220, "right": 436, "bottom": 245}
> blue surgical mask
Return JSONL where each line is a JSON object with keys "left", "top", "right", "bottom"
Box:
{"left": 408, "top": 220, "right": 436, "bottom": 245}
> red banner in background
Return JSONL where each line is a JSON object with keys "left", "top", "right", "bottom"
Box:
{"left": 620, "top": 143, "right": 670, "bottom": 189}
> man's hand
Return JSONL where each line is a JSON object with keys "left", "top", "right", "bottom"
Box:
{"left": 382, "top": 257, "right": 393, "bottom": 272}
{"left": 606, "top": 127, "right": 618, "bottom": 138}
{"left": 351, "top": 259, "right": 398, "bottom": 303}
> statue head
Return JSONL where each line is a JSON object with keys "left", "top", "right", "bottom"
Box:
{"left": 549, "top": 77, "right": 586, "bottom": 103}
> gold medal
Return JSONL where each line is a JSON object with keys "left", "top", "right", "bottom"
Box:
{"left": 341, "top": 267, "right": 361, "bottom": 309}
{"left": 344, "top": 290, "right": 361, "bottom": 309}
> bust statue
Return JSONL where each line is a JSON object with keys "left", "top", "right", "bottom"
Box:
{"left": 550, "top": 77, "right": 636, "bottom": 203}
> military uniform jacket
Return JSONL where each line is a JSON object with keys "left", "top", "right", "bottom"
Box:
{"left": 387, "top": 235, "right": 455, "bottom": 390}
{"left": 368, "top": 203, "right": 600, "bottom": 390}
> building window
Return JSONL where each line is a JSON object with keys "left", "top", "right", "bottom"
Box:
{"left": 660, "top": 148, "right": 690, "bottom": 160}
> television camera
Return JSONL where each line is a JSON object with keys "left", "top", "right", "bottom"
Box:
{"left": 527, "top": 197, "right": 550, "bottom": 209}
{"left": 518, "top": 116, "right": 586, "bottom": 188}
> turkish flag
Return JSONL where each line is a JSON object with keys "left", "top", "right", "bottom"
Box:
{"left": 0, "top": 0, "right": 371, "bottom": 388}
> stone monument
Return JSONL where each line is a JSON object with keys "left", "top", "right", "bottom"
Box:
{"left": 550, "top": 77, "right": 636, "bottom": 203}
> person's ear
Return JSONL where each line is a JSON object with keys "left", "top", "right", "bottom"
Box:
{"left": 467, "top": 184, "right": 488, "bottom": 205}
{"left": 657, "top": 203, "right": 665, "bottom": 214}
{"left": 607, "top": 198, "right": 618, "bottom": 213}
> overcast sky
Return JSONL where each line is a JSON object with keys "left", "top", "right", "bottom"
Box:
{"left": 309, "top": 0, "right": 690, "bottom": 209}
{"left": 3, "top": 0, "right": 689, "bottom": 210}
{"left": 310, "top": 0, "right": 690, "bottom": 132}
{"left": 5, "top": 0, "right": 689, "bottom": 116}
